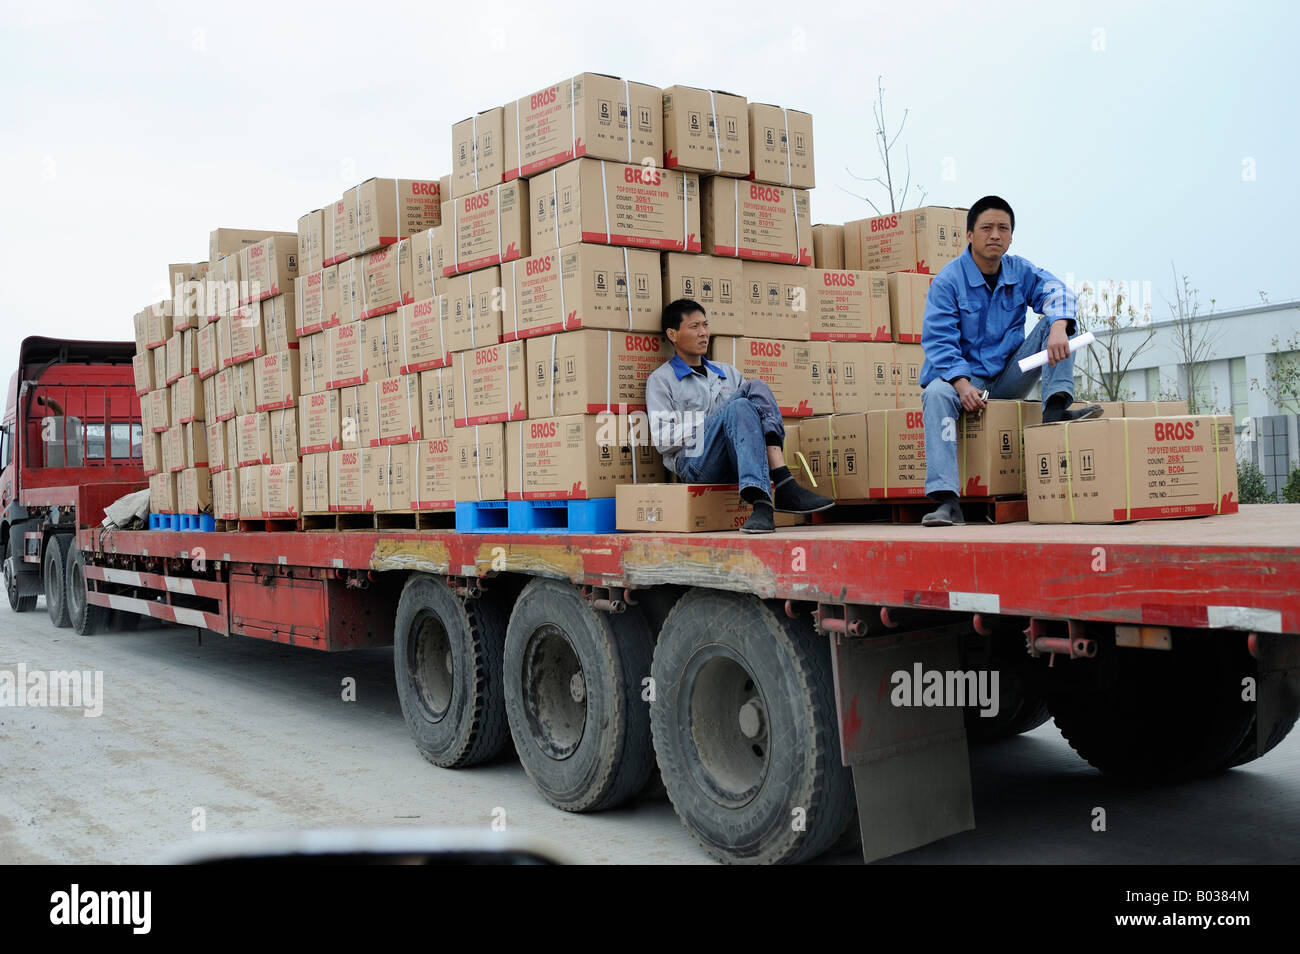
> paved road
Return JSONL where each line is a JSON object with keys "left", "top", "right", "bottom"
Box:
{"left": 2, "top": 600, "right": 1297, "bottom": 865}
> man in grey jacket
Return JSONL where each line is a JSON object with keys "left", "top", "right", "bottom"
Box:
{"left": 644, "top": 298, "right": 834, "bottom": 533}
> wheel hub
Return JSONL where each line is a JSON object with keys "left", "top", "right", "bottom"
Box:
{"left": 686, "top": 653, "right": 769, "bottom": 807}
{"left": 521, "top": 623, "right": 587, "bottom": 761}
{"left": 410, "top": 612, "right": 454, "bottom": 721}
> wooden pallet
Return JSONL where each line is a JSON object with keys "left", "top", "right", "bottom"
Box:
{"left": 812, "top": 495, "right": 1028, "bottom": 526}
{"left": 299, "top": 510, "right": 458, "bottom": 532}
{"left": 234, "top": 518, "right": 298, "bottom": 533}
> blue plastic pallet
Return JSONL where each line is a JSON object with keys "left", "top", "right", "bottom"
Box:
{"left": 149, "top": 513, "right": 216, "bottom": 532}
{"left": 455, "top": 498, "right": 618, "bottom": 534}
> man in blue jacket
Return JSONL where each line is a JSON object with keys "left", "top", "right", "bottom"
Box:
{"left": 919, "top": 195, "right": 1101, "bottom": 526}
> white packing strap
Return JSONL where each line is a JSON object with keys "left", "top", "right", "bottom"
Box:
{"left": 630, "top": 425, "right": 638, "bottom": 483}
{"left": 782, "top": 107, "right": 792, "bottom": 186}
{"left": 790, "top": 186, "right": 801, "bottom": 264}
{"left": 373, "top": 378, "right": 380, "bottom": 444}
{"left": 551, "top": 169, "right": 561, "bottom": 250}
{"left": 406, "top": 373, "right": 417, "bottom": 442}
{"left": 468, "top": 271, "right": 477, "bottom": 348}
{"left": 605, "top": 330, "right": 612, "bottom": 412}
{"left": 412, "top": 439, "right": 421, "bottom": 508}
{"left": 472, "top": 112, "right": 480, "bottom": 191}
{"left": 570, "top": 74, "right": 577, "bottom": 160}
{"left": 516, "top": 420, "right": 524, "bottom": 499}
{"left": 360, "top": 253, "right": 371, "bottom": 318}
{"left": 396, "top": 239, "right": 405, "bottom": 305}
{"left": 459, "top": 350, "right": 469, "bottom": 426}
{"left": 496, "top": 184, "right": 503, "bottom": 264}
{"left": 623, "top": 77, "right": 632, "bottom": 163}
{"left": 354, "top": 185, "right": 363, "bottom": 256}
{"left": 401, "top": 306, "right": 410, "bottom": 372}
{"left": 425, "top": 227, "right": 435, "bottom": 289}
{"left": 601, "top": 161, "right": 612, "bottom": 244}
{"left": 327, "top": 327, "right": 335, "bottom": 389}
{"left": 708, "top": 89, "right": 722, "bottom": 172}
{"left": 682, "top": 168, "right": 690, "bottom": 251}
{"left": 622, "top": 247, "right": 632, "bottom": 329}
{"left": 732, "top": 178, "right": 741, "bottom": 258}
{"left": 514, "top": 95, "right": 522, "bottom": 177}
{"left": 437, "top": 294, "right": 447, "bottom": 363}
{"left": 549, "top": 333, "right": 557, "bottom": 416}
{"left": 453, "top": 193, "right": 461, "bottom": 275}
{"left": 506, "top": 262, "right": 518, "bottom": 339}
{"left": 505, "top": 341, "right": 513, "bottom": 420}
{"left": 256, "top": 411, "right": 265, "bottom": 464}
{"left": 474, "top": 425, "right": 482, "bottom": 500}
{"left": 557, "top": 251, "right": 569, "bottom": 330}
{"left": 393, "top": 178, "right": 399, "bottom": 245}
{"left": 331, "top": 451, "right": 338, "bottom": 512}
{"left": 381, "top": 313, "right": 391, "bottom": 377}
{"left": 384, "top": 445, "right": 392, "bottom": 511}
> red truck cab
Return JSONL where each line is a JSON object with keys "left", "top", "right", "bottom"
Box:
{"left": 2, "top": 336, "right": 144, "bottom": 618}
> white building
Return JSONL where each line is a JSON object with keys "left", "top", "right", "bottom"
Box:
{"left": 1069, "top": 298, "right": 1300, "bottom": 497}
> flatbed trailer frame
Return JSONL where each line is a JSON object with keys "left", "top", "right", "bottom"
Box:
{"left": 72, "top": 505, "right": 1300, "bottom": 863}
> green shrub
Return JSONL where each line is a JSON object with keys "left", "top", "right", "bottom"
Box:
{"left": 1283, "top": 466, "right": 1300, "bottom": 504}
{"left": 1237, "top": 460, "right": 1275, "bottom": 504}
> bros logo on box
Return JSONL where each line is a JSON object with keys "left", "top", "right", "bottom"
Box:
{"left": 625, "top": 335, "right": 659, "bottom": 352}
{"left": 751, "top": 341, "right": 783, "bottom": 357}
{"left": 427, "top": 439, "right": 449, "bottom": 453}
{"left": 1154, "top": 420, "right": 1197, "bottom": 442}
{"left": 476, "top": 347, "right": 500, "bottom": 365}
{"left": 531, "top": 88, "right": 558, "bottom": 110}
{"left": 464, "top": 194, "right": 491, "bottom": 212}
{"left": 412, "top": 182, "right": 440, "bottom": 196}
{"left": 906, "top": 411, "right": 923, "bottom": 428}
{"left": 525, "top": 257, "right": 553, "bottom": 276}
{"left": 531, "top": 421, "right": 557, "bottom": 438}
{"left": 625, "top": 167, "right": 662, "bottom": 185}
{"left": 823, "top": 272, "right": 855, "bottom": 287}
{"left": 382, "top": 379, "right": 400, "bottom": 395}
{"left": 871, "top": 214, "right": 900, "bottom": 232}
{"left": 750, "top": 185, "right": 783, "bottom": 204}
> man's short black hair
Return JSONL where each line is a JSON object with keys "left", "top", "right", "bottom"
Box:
{"left": 967, "top": 196, "right": 1015, "bottom": 233}
{"left": 662, "top": 298, "right": 706, "bottom": 336}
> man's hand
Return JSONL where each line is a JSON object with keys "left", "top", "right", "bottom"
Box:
{"left": 1046, "top": 320, "right": 1071, "bottom": 366}
{"left": 953, "top": 378, "right": 987, "bottom": 412}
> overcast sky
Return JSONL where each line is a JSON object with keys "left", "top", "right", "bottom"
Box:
{"left": 1, "top": 0, "right": 1296, "bottom": 368}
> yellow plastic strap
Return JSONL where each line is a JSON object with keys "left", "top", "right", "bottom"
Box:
{"left": 1063, "top": 422, "right": 1076, "bottom": 523}
{"left": 793, "top": 450, "right": 816, "bottom": 489}
{"left": 1212, "top": 416, "right": 1222, "bottom": 513}
{"left": 826, "top": 415, "right": 837, "bottom": 498}
{"left": 1017, "top": 402, "right": 1024, "bottom": 493}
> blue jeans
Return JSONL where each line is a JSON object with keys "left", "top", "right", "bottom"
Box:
{"left": 923, "top": 319, "right": 1075, "bottom": 496}
{"left": 676, "top": 379, "right": 784, "bottom": 498}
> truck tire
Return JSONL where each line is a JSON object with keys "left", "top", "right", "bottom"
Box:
{"left": 5, "top": 527, "right": 37, "bottom": 613}
{"left": 44, "top": 534, "right": 73, "bottom": 628}
{"left": 503, "top": 579, "right": 654, "bottom": 813}
{"left": 965, "top": 669, "right": 1051, "bottom": 742}
{"left": 393, "top": 574, "right": 509, "bottom": 769}
{"left": 1046, "top": 635, "right": 1255, "bottom": 780}
{"left": 650, "top": 590, "right": 855, "bottom": 865}
{"left": 1227, "top": 711, "right": 1299, "bottom": 768}
{"left": 66, "top": 545, "right": 107, "bottom": 636}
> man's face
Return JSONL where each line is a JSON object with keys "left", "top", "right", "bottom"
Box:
{"left": 668, "top": 310, "right": 710, "bottom": 357}
{"left": 968, "top": 209, "right": 1013, "bottom": 262}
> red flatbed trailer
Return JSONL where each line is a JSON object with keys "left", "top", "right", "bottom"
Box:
{"left": 72, "top": 505, "right": 1300, "bottom": 864}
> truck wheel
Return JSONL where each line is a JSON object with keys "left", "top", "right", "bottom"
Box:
{"left": 44, "top": 534, "right": 73, "bottom": 628}
{"left": 503, "top": 579, "right": 654, "bottom": 812}
{"left": 1227, "top": 712, "right": 1299, "bottom": 768}
{"left": 965, "top": 669, "right": 1051, "bottom": 742}
{"left": 5, "top": 542, "right": 36, "bottom": 613}
{"left": 650, "top": 590, "right": 855, "bottom": 865}
{"left": 1047, "top": 635, "right": 1255, "bottom": 780}
{"left": 393, "top": 574, "right": 509, "bottom": 769}
{"left": 66, "top": 545, "right": 107, "bottom": 636}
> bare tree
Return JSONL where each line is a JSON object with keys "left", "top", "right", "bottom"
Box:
{"left": 1073, "top": 281, "right": 1157, "bottom": 402}
{"left": 1162, "top": 264, "right": 1223, "bottom": 414}
{"left": 840, "top": 77, "right": 927, "bottom": 214}
{"left": 1253, "top": 332, "right": 1300, "bottom": 413}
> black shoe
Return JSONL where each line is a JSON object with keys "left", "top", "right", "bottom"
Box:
{"left": 920, "top": 498, "right": 966, "bottom": 527}
{"left": 740, "top": 501, "right": 775, "bottom": 534}
{"left": 1042, "top": 402, "right": 1103, "bottom": 424}
{"left": 773, "top": 475, "right": 835, "bottom": 514}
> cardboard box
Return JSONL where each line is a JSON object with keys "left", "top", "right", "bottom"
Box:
{"left": 662, "top": 86, "right": 749, "bottom": 177}
{"left": 149, "top": 472, "right": 177, "bottom": 514}
{"left": 382, "top": 298, "right": 441, "bottom": 379}
{"left": 178, "top": 466, "right": 212, "bottom": 514}
{"left": 811, "top": 269, "right": 890, "bottom": 341}
{"left": 887, "top": 272, "right": 935, "bottom": 343}
{"left": 452, "top": 108, "right": 506, "bottom": 199}
{"left": 255, "top": 350, "right": 299, "bottom": 412}
{"left": 844, "top": 207, "right": 967, "bottom": 274}
{"left": 419, "top": 367, "right": 455, "bottom": 438}
{"left": 213, "top": 366, "right": 254, "bottom": 422}
{"left": 820, "top": 341, "right": 923, "bottom": 413}
{"left": 269, "top": 408, "right": 299, "bottom": 464}
{"left": 328, "top": 195, "right": 358, "bottom": 268}
{"left": 957, "top": 400, "right": 1043, "bottom": 497}
{"left": 145, "top": 301, "right": 172, "bottom": 350}
{"left": 710, "top": 336, "right": 817, "bottom": 416}
{"left": 301, "top": 452, "right": 330, "bottom": 514}
{"left": 329, "top": 448, "right": 364, "bottom": 512}
{"left": 261, "top": 292, "right": 298, "bottom": 352}
{"left": 212, "top": 468, "right": 238, "bottom": 520}
{"left": 149, "top": 387, "right": 170, "bottom": 433}
{"left": 202, "top": 375, "right": 216, "bottom": 428}
{"left": 240, "top": 235, "right": 298, "bottom": 303}
{"left": 1026, "top": 415, "right": 1238, "bottom": 523}
{"left": 615, "top": 483, "right": 802, "bottom": 532}
{"left": 504, "top": 73, "right": 662, "bottom": 179}
{"left": 210, "top": 228, "right": 295, "bottom": 263}
{"left": 506, "top": 414, "right": 663, "bottom": 499}
{"left": 133, "top": 352, "right": 154, "bottom": 395}
{"left": 797, "top": 413, "right": 869, "bottom": 499}
{"left": 296, "top": 209, "right": 327, "bottom": 276}
{"left": 221, "top": 304, "right": 267, "bottom": 366}
{"left": 811, "top": 224, "right": 844, "bottom": 270}
{"left": 326, "top": 322, "right": 366, "bottom": 389}
{"left": 1121, "top": 400, "right": 1191, "bottom": 417}
{"left": 141, "top": 427, "right": 161, "bottom": 476}
{"left": 782, "top": 421, "right": 819, "bottom": 493}
{"left": 747, "top": 104, "right": 814, "bottom": 188}
{"left": 301, "top": 331, "right": 330, "bottom": 394}
{"left": 702, "top": 178, "right": 812, "bottom": 265}
{"left": 409, "top": 226, "right": 444, "bottom": 301}
{"left": 529, "top": 158, "right": 701, "bottom": 254}
{"left": 369, "top": 374, "right": 422, "bottom": 446}
{"left": 331, "top": 178, "right": 446, "bottom": 263}
{"left": 866, "top": 408, "right": 927, "bottom": 498}
{"left": 436, "top": 181, "right": 529, "bottom": 277}
{"left": 164, "top": 331, "right": 195, "bottom": 385}
{"left": 740, "top": 262, "right": 813, "bottom": 339}
{"left": 211, "top": 254, "right": 242, "bottom": 317}
{"left": 173, "top": 374, "right": 205, "bottom": 425}
{"left": 526, "top": 328, "right": 671, "bottom": 417}
{"left": 299, "top": 390, "right": 341, "bottom": 454}
{"left": 661, "top": 253, "right": 743, "bottom": 336}
{"left": 1070, "top": 401, "right": 1125, "bottom": 418}
{"left": 197, "top": 322, "right": 219, "bottom": 379}
{"left": 261, "top": 462, "right": 300, "bottom": 518}
{"left": 452, "top": 341, "right": 527, "bottom": 426}
{"left": 294, "top": 266, "right": 341, "bottom": 336}
{"left": 443, "top": 267, "right": 503, "bottom": 352}
{"left": 206, "top": 419, "right": 227, "bottom": 474}
{"left": 163, "top": 424, "right": 184, "bottom": 474}
{"left": 454, "top": 424, "right": 505, "bottom": 502}
{"left": 410, "top": 437, "right": 456, "bottom": 509}
{"left": 235, "top": 412, "right": 273, "bottom": 467}
{"left": 360, "top": 314, "right": 402, "bottom": 382}
{"left": 237, "top": 465, "right": 263, "bottom": 520}
{"left": 503, "top": 245, "right": 662, "bottom": 340}
{"left": 153, "top": 347, "right": 167, "bottom": 392}
{"left": 362, "top": 444, "right": 412, "bottom": 512}
{"left": 357, "top": 240, "right": 414, "bottom": 319}
{"left": 133, "top": 309, "right": 149, "bottom": 354}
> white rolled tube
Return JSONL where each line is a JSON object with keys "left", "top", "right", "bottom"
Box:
{"left": 1017, "top": 330, "right": 1095, "bottom": 373}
